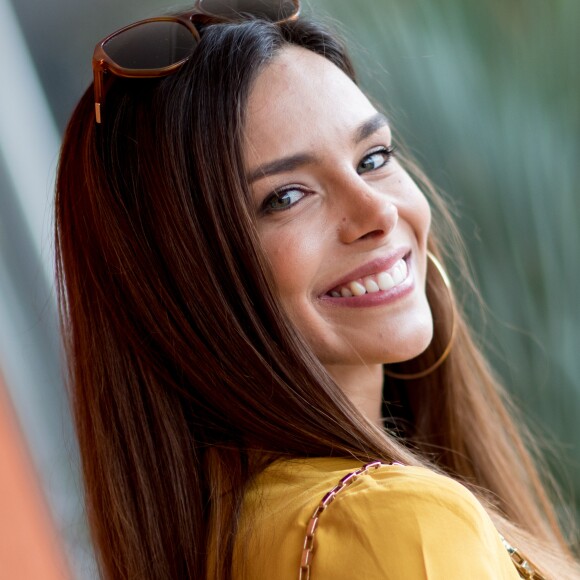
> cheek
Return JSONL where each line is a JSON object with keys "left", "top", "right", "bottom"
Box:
{"left": 399, "top": 176, "right": 431, "bottom": 248}
{"left": 409, "top": 194, "right": 431, "bottom": 283}
{"left": 259, "top": 223, "right": 323, "bottom": 301}
{"left": 416, "top": 194, "right": 432, "bottom": 246}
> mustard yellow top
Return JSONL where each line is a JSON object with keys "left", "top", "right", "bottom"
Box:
{"left": 233, "top": 457, "right": 521, "bottom": 579}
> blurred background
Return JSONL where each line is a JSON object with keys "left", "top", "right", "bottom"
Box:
{"left": 0, "top": 0, "right": 578, "bottom": 576}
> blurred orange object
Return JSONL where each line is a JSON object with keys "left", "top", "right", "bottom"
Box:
{"left": 0, "top": 368, "right": 71, "bottom": 580}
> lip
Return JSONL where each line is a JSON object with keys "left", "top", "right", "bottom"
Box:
{"left": 318, "top": 249, "right": 415, "bottom": 308}
{"left": 320, "top": 246, "right": 411, "bottom": 297}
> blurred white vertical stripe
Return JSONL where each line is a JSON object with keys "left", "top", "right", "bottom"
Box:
{"left": 0, "top": 0, "right": 60, "bottom": 281}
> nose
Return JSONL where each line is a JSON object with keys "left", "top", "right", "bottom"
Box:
{"left": 336, "top": 176, "right": 398, "bottom": 244}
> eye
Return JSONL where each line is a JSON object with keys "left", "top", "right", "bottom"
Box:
{"left": 357, "top": 145, "right": 396, "bottom": 175}
{"left": 261, "top": 186, "right": 307, "bottom": 213}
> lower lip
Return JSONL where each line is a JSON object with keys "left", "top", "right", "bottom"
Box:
{"left": 318, "top": 254, "right": 415, "bottom": 308}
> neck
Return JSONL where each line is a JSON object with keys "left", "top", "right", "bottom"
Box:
{"left": 324, "top": 363, "right": 384, "bottom": 427}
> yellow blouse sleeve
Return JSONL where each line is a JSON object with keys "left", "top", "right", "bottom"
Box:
{"left": 310, "top": 465, "right": 521, "bottom": 579}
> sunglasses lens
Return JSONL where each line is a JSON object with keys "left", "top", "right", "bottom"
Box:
{"left": 103, "top": 21, "right": 197, "bottom": 70}
{"left": 198, "top": 0, "right": 298, "bottom": 22}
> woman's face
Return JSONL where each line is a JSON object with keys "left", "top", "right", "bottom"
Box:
{"left": 243, "top": 46, "right": 433, "bottom": 373}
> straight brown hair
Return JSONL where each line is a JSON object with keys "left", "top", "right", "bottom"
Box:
{"left": 55, "top": 18, "right": 579, "bottom": 579}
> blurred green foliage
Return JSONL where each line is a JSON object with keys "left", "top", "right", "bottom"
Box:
{"left": 312, "top": 0, "right": 580, "bottom": 524}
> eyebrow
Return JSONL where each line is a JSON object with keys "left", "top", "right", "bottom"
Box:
{"left": 247, "top": 152, "right": 317, "bottom": 184}
{"left": 246, "top": 112, "right": 390, "bottom": 184}
{"left": 353, "top": 112, "right": 390, "bottom": 144}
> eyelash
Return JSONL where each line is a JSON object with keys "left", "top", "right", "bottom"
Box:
{"left": 260, "top": 184, "right": 308, "bottom": 214}
{"left": 357, "top": 145, "right": 396, "bottom": 174}
{"left": 260, "top": 144, "right": 396, "bottom": 214}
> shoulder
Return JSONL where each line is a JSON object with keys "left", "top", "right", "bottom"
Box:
{"left": 234, "top": 458, "right": 520, "bottom": 580}
{"left": 318, "top": 460, "right": 491, "bottom": 537}
{"left": 308, "top": 461, "right": 520, "bottom": 579}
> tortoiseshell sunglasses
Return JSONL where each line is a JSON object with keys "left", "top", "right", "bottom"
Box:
{"left": 92, "top": 0, "right": 300, "bottom": 123}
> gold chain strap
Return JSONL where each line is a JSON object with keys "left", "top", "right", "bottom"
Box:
{"left": 500, "top": 535, "right": 547, "bottom": 579}
{"left": 299, "top": 461, "right": 395, "bottom": 580}
{"left": 298, "top": 462, "right": 545, "bottom": 580}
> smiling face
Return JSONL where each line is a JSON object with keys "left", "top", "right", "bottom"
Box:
{"left": 243, "top": 46, "right": 433, "bottom": 385}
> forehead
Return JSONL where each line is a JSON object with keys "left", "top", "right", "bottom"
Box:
{"left": 243, "top": 46, "right": 379, "bottom": 163}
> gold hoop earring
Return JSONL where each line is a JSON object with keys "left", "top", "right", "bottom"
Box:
{"left": 384, "top": 251, "right": 456, "bottom": 380}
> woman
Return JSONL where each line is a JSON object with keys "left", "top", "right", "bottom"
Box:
{"left": 55, "top": 1, "right": 579, "bottom": 578}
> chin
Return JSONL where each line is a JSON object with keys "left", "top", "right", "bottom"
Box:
{"left": 384, "top": 316, "right": 434, "bottom": 365}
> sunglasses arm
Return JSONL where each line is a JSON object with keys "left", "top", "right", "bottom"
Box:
{"left": 93, "top": 58, "right": 108, "bottom": 124}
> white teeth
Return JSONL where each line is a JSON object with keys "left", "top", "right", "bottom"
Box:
{"left": 349, "top": 281, "right": 367, "bottom": 296}
{"left": 391, "top": 267, "right": 404, "bottom": 285}
{"left": 377, "top": 272, "right": 395, "bottom": 291}
{"left": 329, "top": 257, "right": 409, "bottom": 298}
{"left": 391, "top": 259, "right": 408, "bottom": 285}
{"left": 364, "top": 279, "right": 380, "bottom": 293}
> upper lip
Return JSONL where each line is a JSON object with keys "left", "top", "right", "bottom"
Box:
{"left": 320, "top": 246, "right": 411, "bottom": 296}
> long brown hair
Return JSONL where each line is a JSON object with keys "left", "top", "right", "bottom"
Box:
{"left": 55, "top": 17, "right": 578, "bottom": 579}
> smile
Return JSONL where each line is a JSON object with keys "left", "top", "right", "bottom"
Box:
{"left": 327, "top": 258, "right": 408, "bottom": 298}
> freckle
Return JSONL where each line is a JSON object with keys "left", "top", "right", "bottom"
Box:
{"left": 342, "top": 217, "right": 347, "bottom": 223}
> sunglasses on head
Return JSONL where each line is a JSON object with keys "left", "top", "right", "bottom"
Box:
{"left": 92, "top": 0, "right": 301, "bottom": 123}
